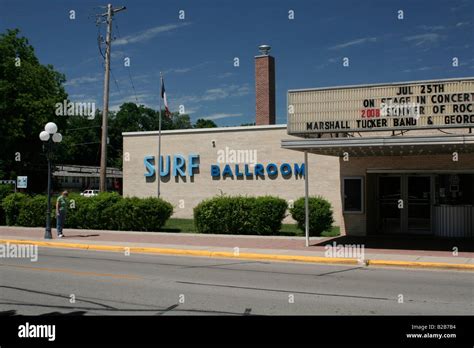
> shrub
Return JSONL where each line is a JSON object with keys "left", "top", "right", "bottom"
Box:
{"left": 194, "top": 196, "right": 252, "bottom": 234}
{"left": 0, "top": 185, "right": 15, "bottom": 225}
{"left": 194, "top": 195, "right": 288, "bottom": 235}
{"left": 106, "top": 197, "right": 173, "bottom": 231}
{"left": 253, "top": 196, "right": 288, "bottom": 235}
{"left": 17, "top": 195, "right": 48, "bottom": 227}
{"left": 2, "top": 193, "right": 29, "bottom": 226}
{"left": 290, "top": 196, "right": 334, "bottom": 236}
{"left": 63, "top": 193, "right": 91, "bottom": 229}
{"left": 66, "top": 192, "right": 121, "bottom": 229}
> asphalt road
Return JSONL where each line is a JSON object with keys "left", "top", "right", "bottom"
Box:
{"left": 0, "top": 248, "right": 472, "bottom": 315}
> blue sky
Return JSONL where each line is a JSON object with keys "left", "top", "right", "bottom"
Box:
{"left": 1, "top": 0, "right": 473, "bottom": 126}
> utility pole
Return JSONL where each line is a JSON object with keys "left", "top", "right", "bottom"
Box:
{"left": 98, "top": 3, "right": 126, "bottom": 192}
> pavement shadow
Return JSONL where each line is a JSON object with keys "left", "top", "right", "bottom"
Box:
{"left": 63, "top": 234, "right": 100, "bottom": 238}
{"left": 312, "top": 235, "right": 474, "bottom": 252}
{"left": 0, "top": 310, "right": 17, "bottom": 316}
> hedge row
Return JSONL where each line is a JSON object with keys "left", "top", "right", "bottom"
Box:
{"left": 193, "top": 195, "right": 334, "bottom": 236}
{"left": 193, "top": 195, "right": 288, "bottom": 235}
{"left": 1, "top": 191, "right": 334, "bottom": 236}
{"left": 1, "top": 192, "right": 173, "bottom": 231}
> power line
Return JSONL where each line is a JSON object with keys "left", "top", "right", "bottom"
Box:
{"left": 69, "top": 141, "right": 101, "bottom": 146}
{"left": 110, "top": 67, "right": 124, "bottom": 100}
{"left": 96, "top": 16, "right": 106, "bottom": 61}
{"left": 64, "top": 125, "right": 101, "bottom": 132}
{"left": 114, "top": 18, "right": 140, "bottom": 105}
{"left": 97, "top": 19, "right": 123, "bottom": 102}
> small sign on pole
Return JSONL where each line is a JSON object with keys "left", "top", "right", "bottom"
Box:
{"left": 17, "top": 176, "right": 28, "bottom": 189}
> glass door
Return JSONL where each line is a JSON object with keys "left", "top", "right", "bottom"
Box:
{"left": 407, "top": 175, "right": 431, "bottom": 234}
{"left": 377, "top": 176, "right": 402, "bottom": 234}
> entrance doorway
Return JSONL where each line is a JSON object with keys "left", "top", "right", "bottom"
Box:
{"left": 377, "top": 174, "right": 432, "bottom": 234}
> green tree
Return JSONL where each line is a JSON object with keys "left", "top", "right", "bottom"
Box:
{"left": 108, "top": 103, "right": 158, "bottom": 169}
{"left": 169, "top": 112, "right": 192, "bottom": 129}
{"left": 194, "top": 118, "right": 217, "bottom": 128}
{"left": 58, "top": 110, "right": 103, "bottom": 167}
{"left": 107, "top": 103, "right": 191, "bottom": 168}
{"left": 0, "top": 29, "right": 68, "bottom": 192}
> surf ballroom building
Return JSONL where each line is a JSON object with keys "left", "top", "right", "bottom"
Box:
{"left": 122, "top": 46, "right": 474, "bottom": 238}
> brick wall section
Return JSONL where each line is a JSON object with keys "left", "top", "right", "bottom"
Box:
{"left": 255, "top": 55, "right": 276, "bottom": 125}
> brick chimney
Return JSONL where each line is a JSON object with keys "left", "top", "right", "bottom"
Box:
{"left": 255, "top": 44, "right": 276, "bottom": 125}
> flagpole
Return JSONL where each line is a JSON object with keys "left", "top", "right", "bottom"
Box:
{"left": 157, "top": 72, "right": 162, "bottom": 198}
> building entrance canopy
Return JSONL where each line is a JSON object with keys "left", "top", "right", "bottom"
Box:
{"left": 281, "top": 134, "right": 474, "bottom": 157}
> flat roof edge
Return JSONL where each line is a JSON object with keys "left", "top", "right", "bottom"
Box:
{"left": 123, "top": 124, "right": 287, "bottom": 137}
{"left": 288, "top": 77, "right": 474, "bottom": 94}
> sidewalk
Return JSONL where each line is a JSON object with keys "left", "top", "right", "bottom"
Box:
{"left": 0, "top": 226, "right": 473, "bottom": 270}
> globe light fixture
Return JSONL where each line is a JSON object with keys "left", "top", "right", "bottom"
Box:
{"left": 39, "top": 122, "right": 62, "bottom": 239}
{"left": 39, "top": 131, "right": 50, "bottom": 141}
{"left": 52, "top": 132, "right": 62, "bottom": 143}
{"left": 45, "top": 122, "right": 58, "bottom": 134}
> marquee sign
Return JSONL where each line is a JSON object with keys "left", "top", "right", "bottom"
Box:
{"left": 287, "top": 78, "right": 474, "bottom": 135}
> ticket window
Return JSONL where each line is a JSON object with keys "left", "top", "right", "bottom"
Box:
{"left": 434, "top": 174, "right": 474, "bottom": 205}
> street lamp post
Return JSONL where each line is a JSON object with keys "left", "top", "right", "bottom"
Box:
{"left": 39, "top": 122, "right": 62, "bottom": 239}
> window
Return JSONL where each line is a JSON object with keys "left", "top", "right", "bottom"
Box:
{"left": 435, "top": 174, "right": 474, "bottom": 205}
{"left": 343, "top": 177, "right": 364, "bottom": 213}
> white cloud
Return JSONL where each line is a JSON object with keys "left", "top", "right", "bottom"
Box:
{"left": 315, "top": 57, "right": 339, "bottom": 70}
{"left": 163, "top": 61, "right": 212, "bottom": 75}
{"left": 175, "top": 84, "right": 250, "bottom": 105}
{"left": 418, "top": 25, "right": 446, "bottom": 31}
{"left": 110, "top": 51, "right": 126, "bottom": 59}
{"left": 403, "top": 66, "right": 434, "bottom": 73}
{"left": 64, "top": 75, "right": 101, "bottom": 87}
{"left": 403, "top": 33, "right": 443, "bottom": 46}
{"left": 217, "top": 72, "right": 234, "bottom": 78}
{"left": 329, "top": 37, "right": 377, "bottom": 50}
{"left": 115, "top": 23, "right": 191, "bottom": 46}
{"left": 202, "top": 85, "right": 250, "bottom": 101}
{"left": 203, "top": 113, "right": 242, "bottom": 120}
{"left": 109, "top": 103, "right": 123, "bottom": 112}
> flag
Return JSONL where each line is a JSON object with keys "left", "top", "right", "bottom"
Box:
{"left": 161, "top": 76, "right": 170, "bottom": 117}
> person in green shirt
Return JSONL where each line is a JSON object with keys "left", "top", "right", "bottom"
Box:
{"left": 55, "top": 191, "right": 69, "bottom": 238}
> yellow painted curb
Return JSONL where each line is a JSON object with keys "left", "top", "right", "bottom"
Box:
{"left": 1, "top": 238, "right": 472, "bottom": 271}
{"left": 367, "top": 259, "right": 474, "bottom": 271}
{"left": 0, "top": 239, "right": 357, "bottom": 265}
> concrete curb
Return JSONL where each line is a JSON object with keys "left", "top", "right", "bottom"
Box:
{"left": 1, "top": 239, "right": 472, "bottom": 271}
